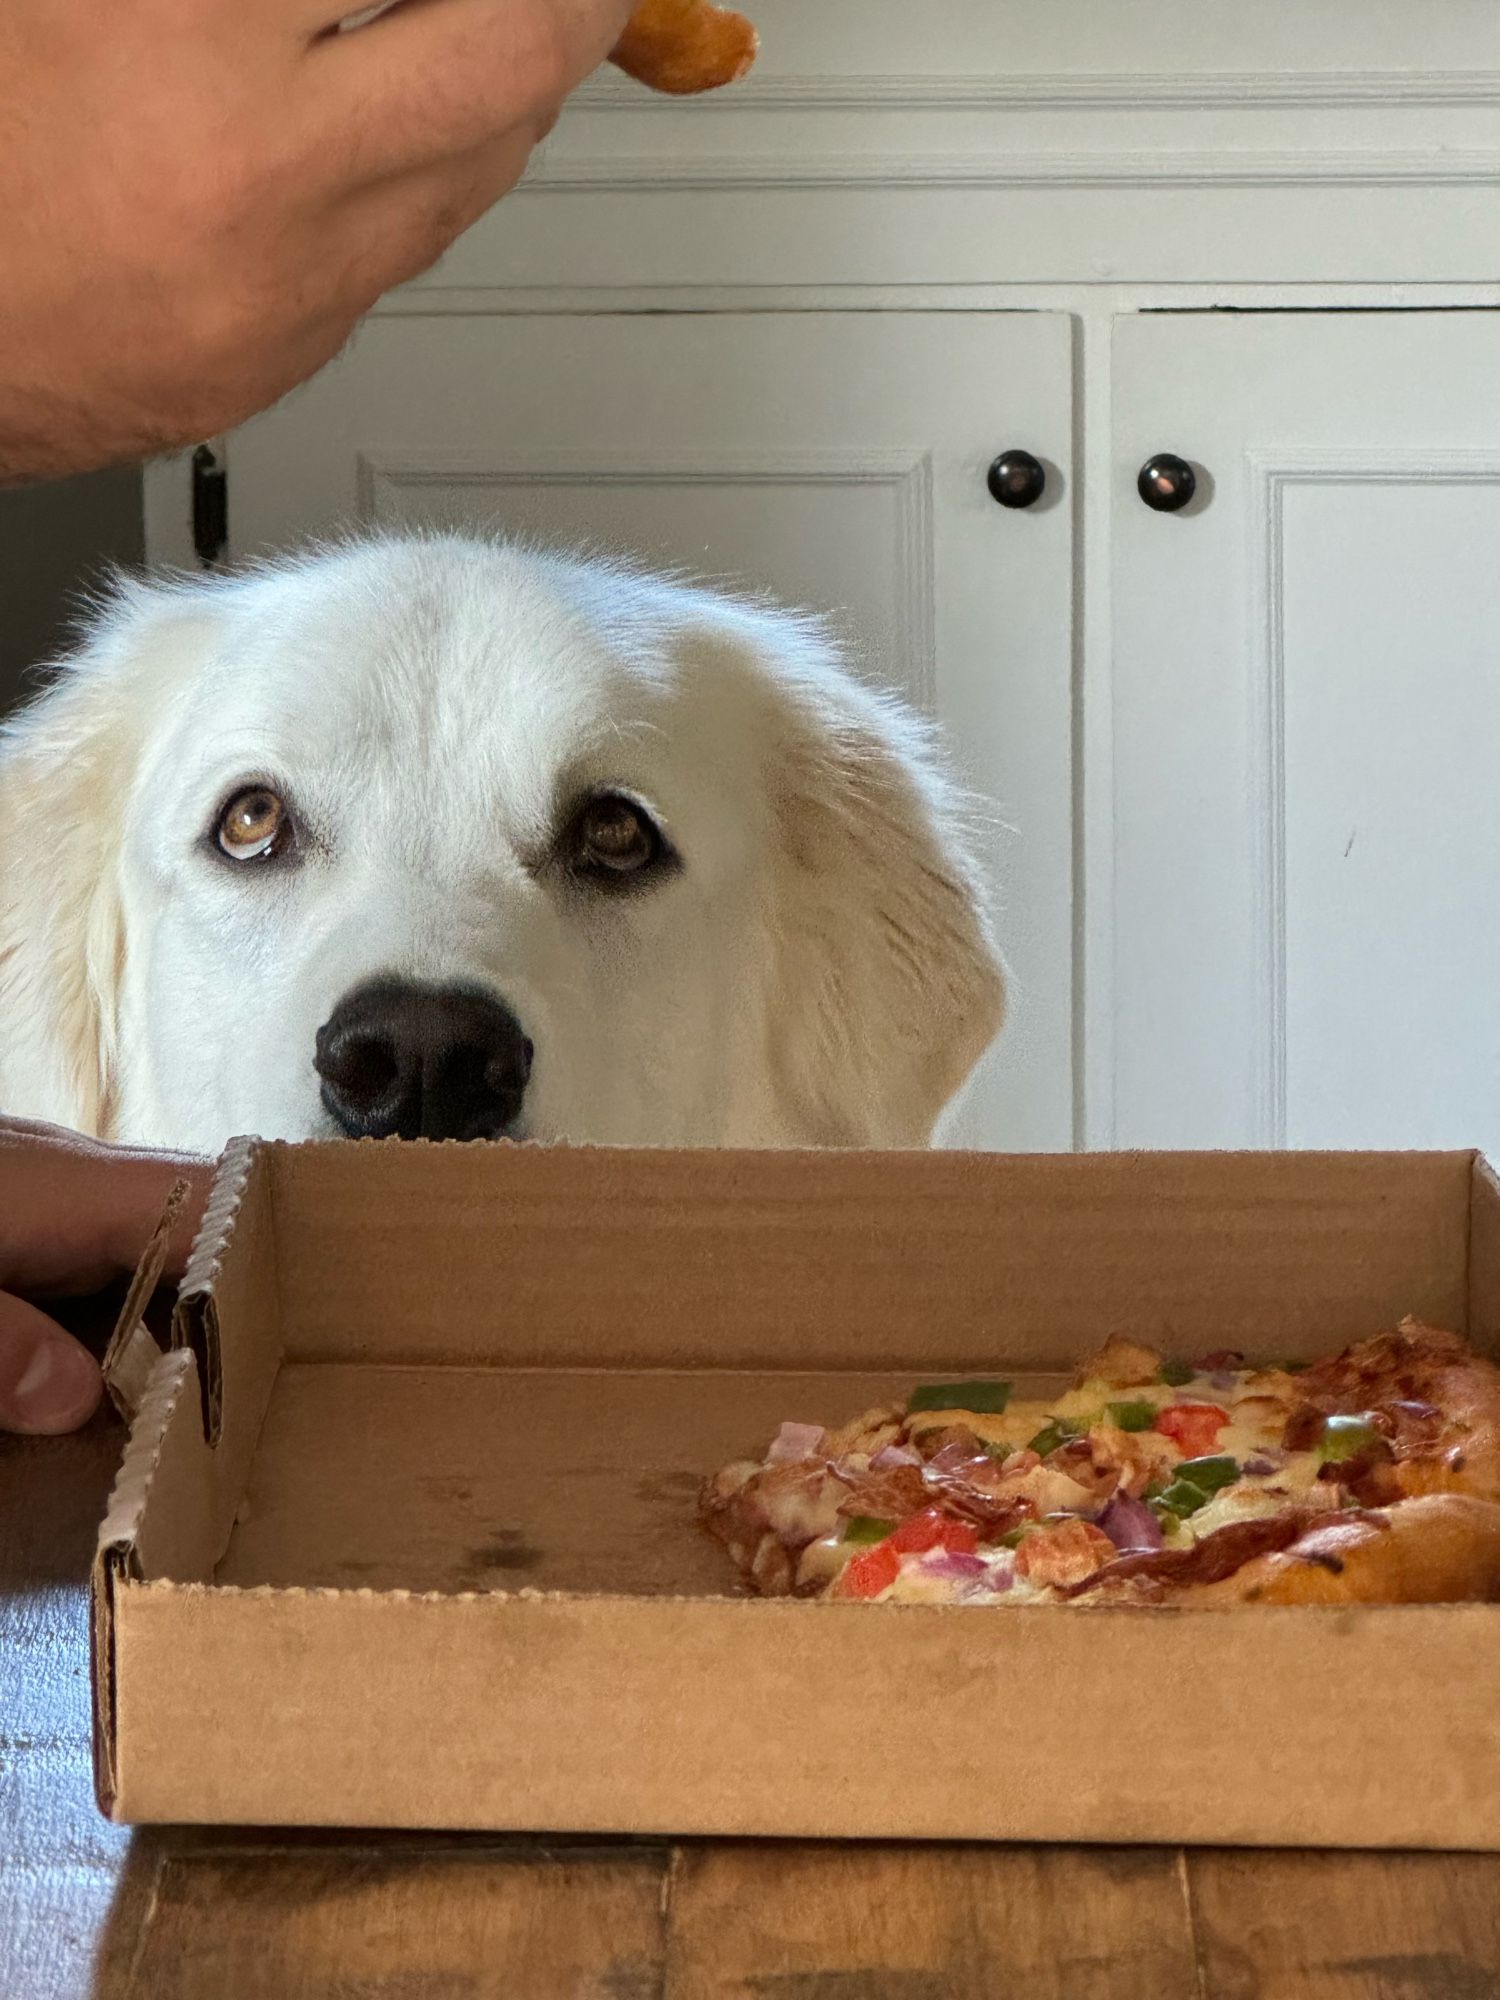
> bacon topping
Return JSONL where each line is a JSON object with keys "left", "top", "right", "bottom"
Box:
{"left": 913, "top": 1423, "right": 989, "bottom": 1462}
{"left": 1060, "top": 1509, "right": 1383, "bottom": 1596}
{"left": 834, "top": 1463, "right": 929, "bottom": 1525}
{"left": 1014, "top": 1519, "right": 1116, "bottom": 1588}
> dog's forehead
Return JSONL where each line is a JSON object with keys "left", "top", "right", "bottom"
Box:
{"left": 194, "top": 549, "right": 680, "bottom": 794}
{"left": 235, "top": 573, "right": 641, "bottom": 723}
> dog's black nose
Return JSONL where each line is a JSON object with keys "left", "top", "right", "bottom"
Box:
{"left": 314, "top": 979, "right": 533, "bottom": 1141}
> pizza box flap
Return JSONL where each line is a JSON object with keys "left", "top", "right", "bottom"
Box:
{"left": 91, "top": 1140, "right": 286, "bottom": 1813}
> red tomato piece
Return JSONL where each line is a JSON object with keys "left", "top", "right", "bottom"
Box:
{"left": 833, "top": 1540, "right": 903, "bottom": 1599}
{"left": 1154, "top": 1402, "right": 1229, "bottom": 1457}
{"left": 886, "top": 1508, "right": 980, "bottom": 1557}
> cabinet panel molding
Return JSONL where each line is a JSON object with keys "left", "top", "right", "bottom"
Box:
{"left": 356, "top": 446, "right": 938, "bottom": 710}
{"left": 1246, "top": 448, "right": 1500, "bottom": 1145}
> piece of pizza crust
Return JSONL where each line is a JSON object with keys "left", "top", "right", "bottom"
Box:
{"left": 1180, "top": 1492, "right": 1500, "bottom": 1606}
{"left": 611, "top": 0, "right": 757, "bottom": 94}
{"left": 1058, "top": 1493, "right": 1500, "bottom": 1606}
{"left": 1287, "top": 1319, "right": 1500, "bottom": 1503}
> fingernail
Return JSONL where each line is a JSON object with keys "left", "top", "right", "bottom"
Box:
{"left": 4, "top": 1334, "right": 103, "bottom": 1435}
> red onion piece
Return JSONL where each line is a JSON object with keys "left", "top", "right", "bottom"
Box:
{"left": 984, "top": 1559, "right": 1016, "bottom": 1593}
{"left": 870, "top": 1443, "right": 922, "bottom": 1470}
{"left": 1242, "top": 1454, "right": 1283, "bottom": 1476}
{"left": 766, "top": 1421, "right": 825, "bottom": 1464}
{"left": 1098, "top": 1491, "right": 1164, "bottom": 1552}
{"left": 913, "top": 1549, "right": 989, "bottom": 1581}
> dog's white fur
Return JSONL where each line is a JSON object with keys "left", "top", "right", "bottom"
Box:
{"left": 0, "top": 533, "right": 1004, "bottom": 1154}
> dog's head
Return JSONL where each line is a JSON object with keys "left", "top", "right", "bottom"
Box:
{"left": 0, "top": 534, "right": 1004, "bottom": 1152}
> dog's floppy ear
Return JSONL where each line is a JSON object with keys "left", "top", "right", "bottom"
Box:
{"left": 0, "top": 576, "right": 222, "bottom": 1136}
{"left": 758, "top": 628, "right": 1007, "bottom": 1148}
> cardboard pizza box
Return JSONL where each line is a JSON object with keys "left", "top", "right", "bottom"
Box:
{"left": 91, "top": 1140, "right": 1500, "bottom": 1846}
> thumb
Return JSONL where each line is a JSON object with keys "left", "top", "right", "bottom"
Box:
{"left": 0, "top": 1292, "right": 104, "bottom": 1436}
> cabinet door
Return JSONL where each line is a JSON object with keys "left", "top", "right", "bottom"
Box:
{"left": 1112, "top": 312, "right": 1500, "bottom": 1152}
{"left": 205, "top": 312, "right": 1076, "bottom": 1149}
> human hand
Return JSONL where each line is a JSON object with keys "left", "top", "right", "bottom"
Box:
{"left": 0, "top": 0, "right": 634, "bottom": 482}
{"left": 0, "top": 1119, "right": 211, "bottom": 1435}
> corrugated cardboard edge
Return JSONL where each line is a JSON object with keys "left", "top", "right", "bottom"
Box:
{"left": 91, "top": 1139, "right": 258, "bottom": 1816}
{"left": 90, "top": 1347, "right": 199, "bottom": 1818}
{"left": 171, "top": 1137, "right": 260, "bottom": 1446}
{"left": 99, "top": 1176, "right": 194, "bottom": 1424}
{"left": 1469, "top": 1153, "right": 1500, "bottom": 1343}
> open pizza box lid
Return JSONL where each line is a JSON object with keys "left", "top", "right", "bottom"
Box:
{"left": 92, "top": 1139, "right": 1500, "bottom": 1845}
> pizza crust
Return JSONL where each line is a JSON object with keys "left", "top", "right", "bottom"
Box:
{"left": 1287, "top": 1321, "right": 1500, "bottom": 1504}
{"left": 1179, "top": 1493, "right": 1500, "bottom": 1607}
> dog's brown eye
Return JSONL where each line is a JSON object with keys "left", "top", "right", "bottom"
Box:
{"left": 216, "top": 787, "right": 290, "bottom": 862}
{"left": 573, "top": 793, "right": 661, "bottom": 876}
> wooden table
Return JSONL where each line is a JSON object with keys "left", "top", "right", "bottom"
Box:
{"left": 6, "top": 1416, "right": 1500, "bottom": 2000}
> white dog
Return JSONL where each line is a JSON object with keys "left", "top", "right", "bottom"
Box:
{"left": 0, "top": 533, "right": 1004, "bottom": 1155}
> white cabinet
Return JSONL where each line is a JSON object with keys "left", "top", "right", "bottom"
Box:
{"left": 146, "top": 2, "right": 1500, "bottom": 1154}
{"left": 1110, "top": 312, "right": 1500, "bottom": 1155}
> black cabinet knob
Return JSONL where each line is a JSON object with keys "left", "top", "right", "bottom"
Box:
{"left": 1138, "top": 454, "right": 1197, "bottom": 512}
{"left": 987, "top": 450, "right": 1046, "bottom": 509}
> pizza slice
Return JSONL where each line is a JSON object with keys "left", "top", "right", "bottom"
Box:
{"left": 699, "top": 1320, "right": 1500, "bottom": 1608}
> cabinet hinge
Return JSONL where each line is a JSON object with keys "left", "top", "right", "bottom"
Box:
{"left": 191, "top": 445, "right": 228, "bottom": 569}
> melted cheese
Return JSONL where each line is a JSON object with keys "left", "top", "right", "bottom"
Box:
{"left": 903, "top": 1399, "right": 1055, "bottom": 1449}
{"left": 1050, "top": 1379, "right": 1173, "bottom": 1421}
{"left": 1204, "top": 1419, "right": 1280, "bottom": 1463}
{"left": 1185, "top": 1451, "right": 1325, "bottom": 1539}
{"left": 819, "top": 1362, "right": 1315, "bottom": 1603}
{"left": 902, "top": 1368, "right": 1297, "bottom": 1454}
{"left": 877, "top": 1554, "right": 1050, "bottom": 1607}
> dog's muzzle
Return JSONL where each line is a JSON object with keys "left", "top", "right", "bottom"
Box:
{"left": 314, "top": 977, "right": 533, "bottom": 1142}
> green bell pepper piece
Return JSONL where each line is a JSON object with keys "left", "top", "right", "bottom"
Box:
{"left": 1025, "top": 1416, "right": 1086, "bottom": 1458}
{"left": 1154, "top": 1478, "right": 1213, "bottom": 1518}
{"left": 1173, "top": 1454, "right": 1240, "bottom": 1494}
{"left": 1106, "top": 1399, "right": 1160, "bottom": 1433}
{"left": 1316, "top": 1414, "right": 1381, "bottom": 1464}
{"left": 908, "top": 1379, "right": 1012, "bottom": 1415}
